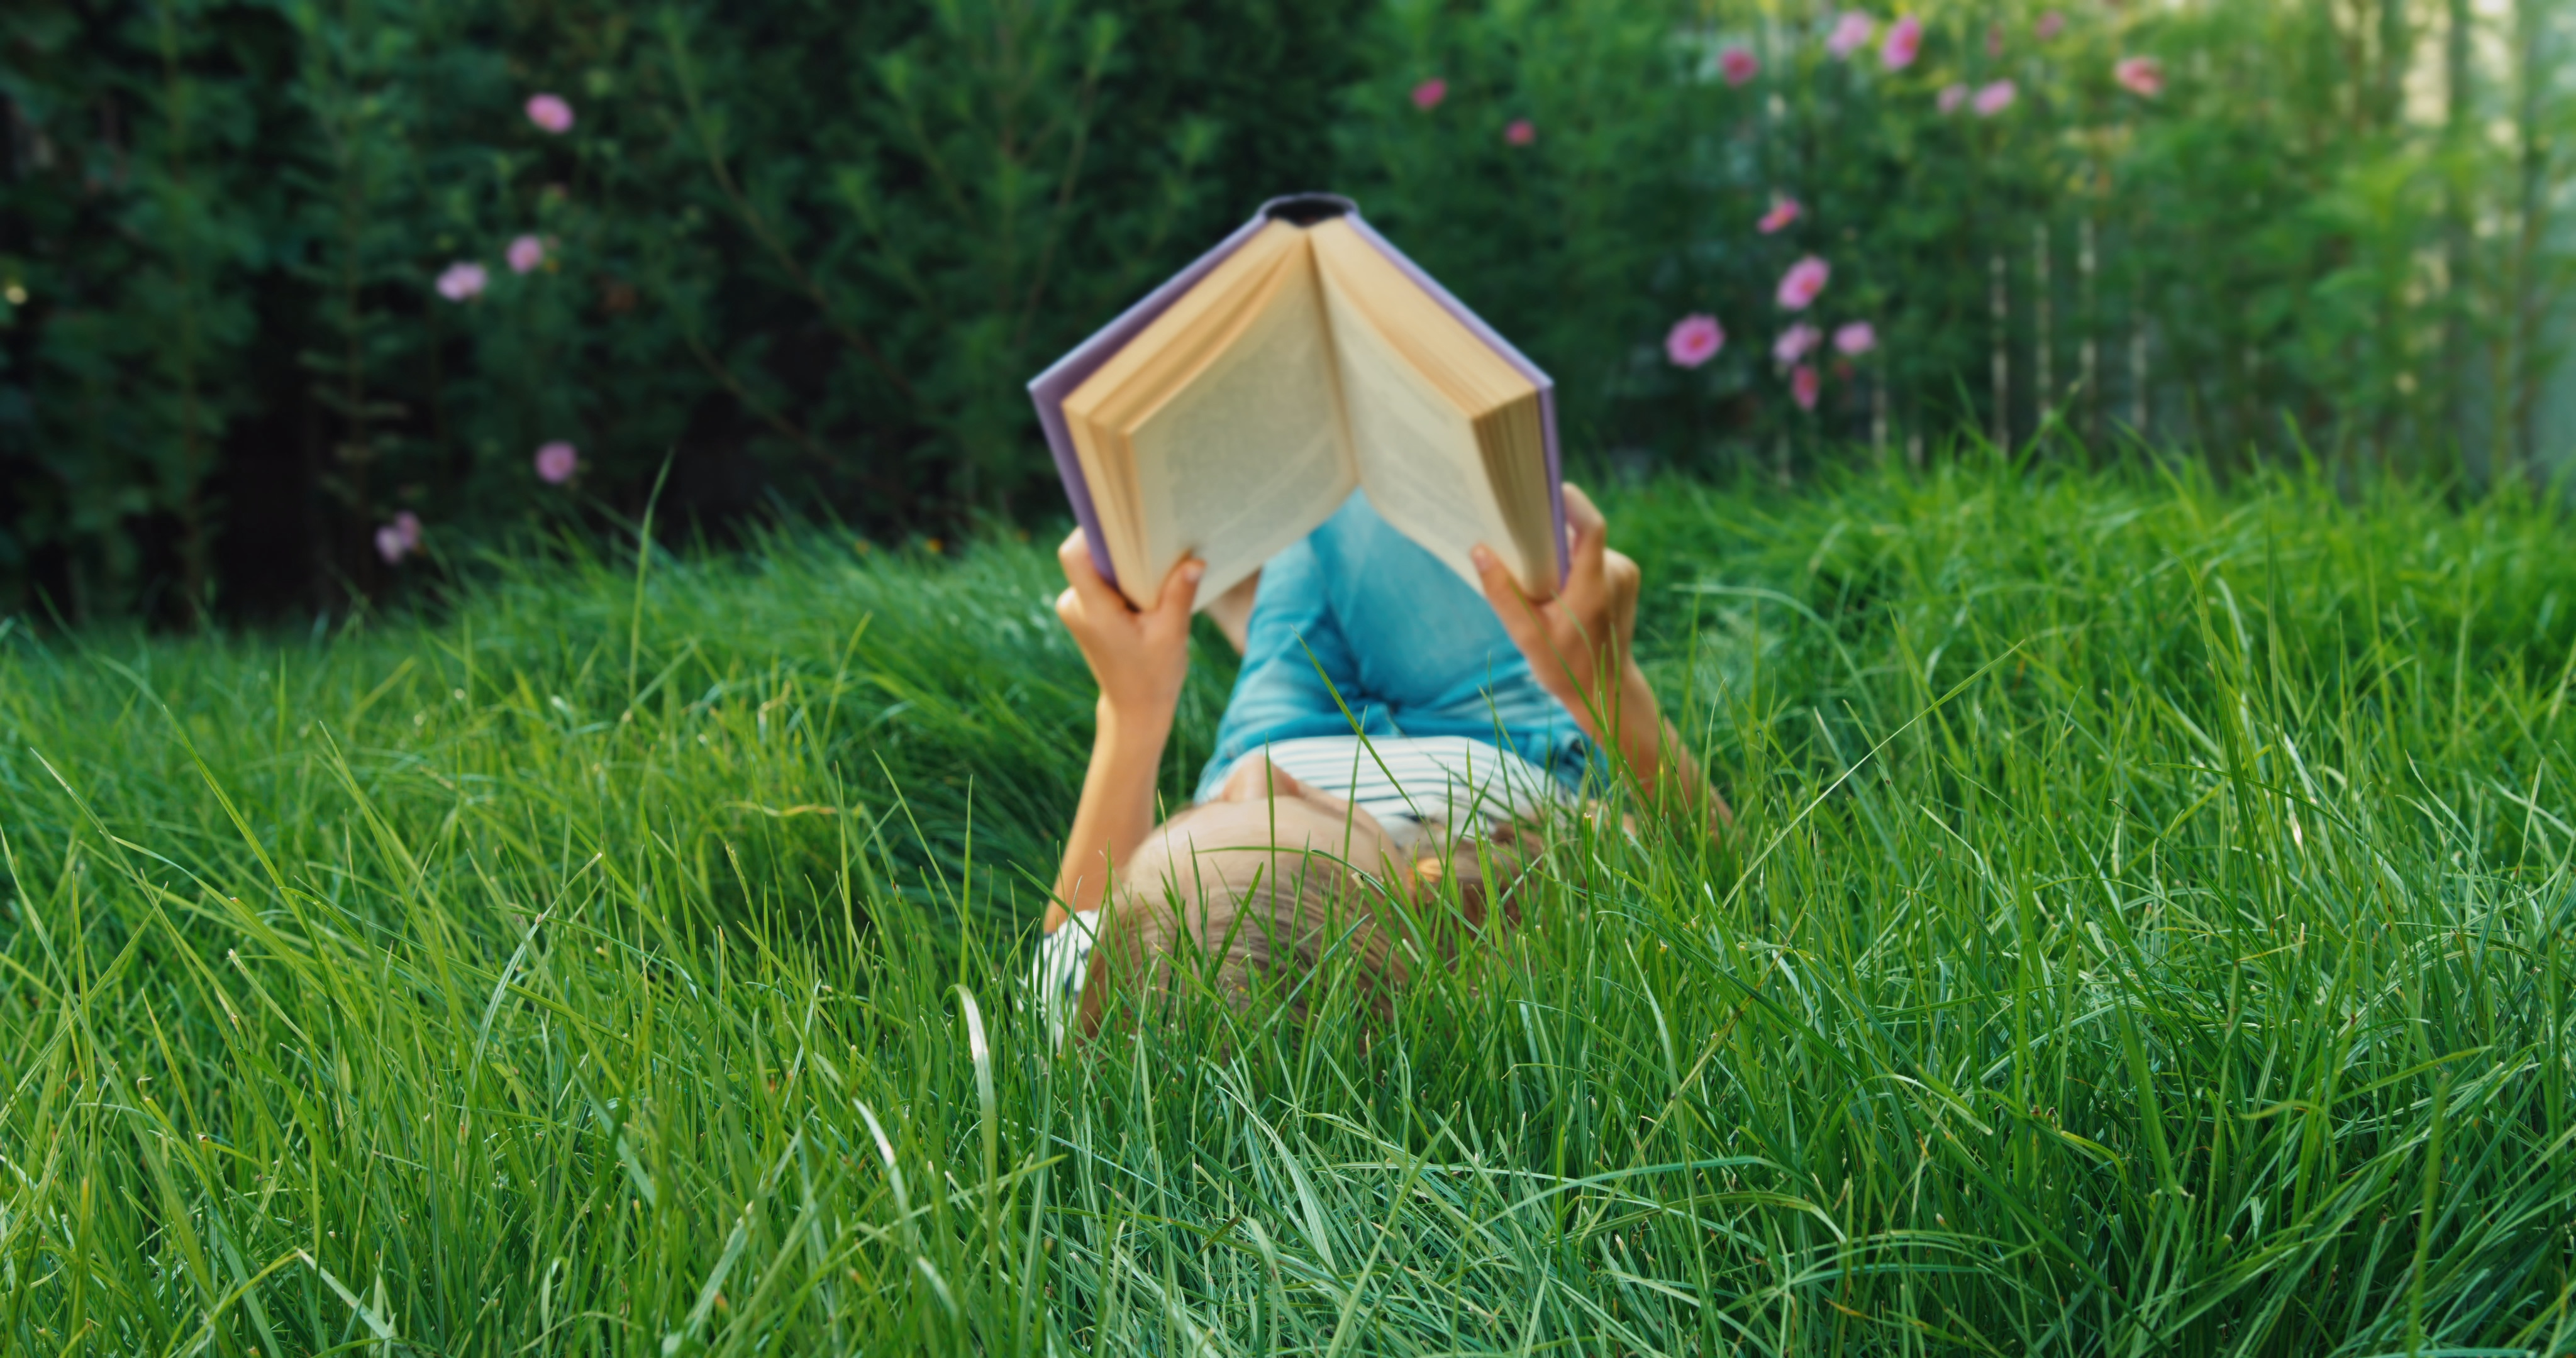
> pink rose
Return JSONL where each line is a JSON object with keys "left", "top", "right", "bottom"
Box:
{"left": 1833, "top": 321, "right": 1878, "bottom": 356}
{"left": 1791, "top": 365, "right": 1821, "bottom": 411}
{"left": 2035, "top": 11, "right": 2065, "bottom": 40}
{"left": 1665, "top": 314, "right": 1725, "bottom": 368}
{"left": 1880, "top": 15, "right": 1922, "bottom": 70}
{"left": 507, "top": 234, "right": 545, "bottom": 275}
{"left": 1826, "top": 13, "right": 1876, "bottom": 59}
{"left": 1719, "top": 46, "right": 1760, "bottom": 86}
{"left": 535, "top": 441, "right": 579, "bottom": 484}
{"left": 1938, "top": 82, "right": 1970, "bottom": 113}
{"left": 435, "top": 262, "right": 487, "bottom": 302}
{"left": 1504, "top": 118, "right": 1535, "bottom": 146}
{"left": 1773, "top": 323, "right": 1822, "bottom": 366}
{"left": 1775, "top": 255, "right": 1830, "bottom": 311}
{"left": 1758, "top": 196, "right": 1803, "bottom": 234}
{"left": 1972, "top": 79, "right": 2017, "bottom": 116}
{"left": 1411, "top": 78, "right": 1447, "bottom": 111}
{"left": 525, "top": 93, "right": 574, "bottom": 135}
{"left": 2115, "top": 56, "right": 2164, "bottom": 97}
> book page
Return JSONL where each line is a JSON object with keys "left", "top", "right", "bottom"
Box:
{"left": 1121, "top": 245, "right": 1354, "bottom": 605}
{"left": 1314, "top": 261, "right": 1521, "bottom": 590}
{"left": 1063, "top": 224, "right": 1308, "bottom": 593}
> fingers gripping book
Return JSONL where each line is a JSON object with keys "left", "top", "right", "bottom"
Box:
{"left": 1028, "top": 194, "right": 1566, "bottom": 610}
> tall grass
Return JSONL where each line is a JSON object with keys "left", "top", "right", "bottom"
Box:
{"left": 3, "top": 455, "right": 2572, "bottom": 1354}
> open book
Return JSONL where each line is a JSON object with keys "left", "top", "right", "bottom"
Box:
{"left": 1028, "top": 194, "right": 1563, "bottom": 610}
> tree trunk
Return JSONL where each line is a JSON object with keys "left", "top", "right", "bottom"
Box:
{"left": 2080, "top": 217, "right": 2099, "bottom": 451}
{"left": 2508, "top": 0, "right": 2550, "bottom": 479}
{"left": 2441, "top": 0, "right": 2475, "bottom": 482}
{"left": 2035, "top": 221, "right": 2053, "bottom": 439}
{"left": 1990, "top": 251, "right": 2010, "bottom": 450}
{"left": 2378, "top": 0, "right": 2411, "bottom": 131}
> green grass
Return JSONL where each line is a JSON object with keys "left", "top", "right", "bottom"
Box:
{"left": 3, "top": 455, "right": 2573, "bottom": 1355}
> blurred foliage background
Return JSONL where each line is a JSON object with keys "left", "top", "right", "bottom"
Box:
{"left": 1, "top": 0, "right": 2570, "bottom": 625}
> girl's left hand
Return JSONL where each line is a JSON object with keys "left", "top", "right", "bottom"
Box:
{"left": 1054, "top": 533, "right": 1202, "bottom": 719}
{"left": 1472, "top": 483, "right": 1640, "bottom": 713}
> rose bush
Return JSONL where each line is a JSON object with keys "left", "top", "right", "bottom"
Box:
{"left": 0, "top": 0, "right": 2562, "bottom": 619}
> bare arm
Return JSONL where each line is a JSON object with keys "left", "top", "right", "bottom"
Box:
{"left": 1049, "top": 699, "right": 1173, "bottom": 930}
{"left": 1046, "top": 534, "right": 1202, "bottom": 930}
{"left": 1472, "top": 484, "right": 1731, "bottom": 827}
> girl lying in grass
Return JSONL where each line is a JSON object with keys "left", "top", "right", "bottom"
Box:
{"left": 1035, "top": 485, "right": 1719, "bottom": 1044}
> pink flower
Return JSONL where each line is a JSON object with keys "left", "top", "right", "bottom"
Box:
{"left": 2115, "top": 56, "right": 2165, "bottom": 97}
{"left": 1972, "top": 79, "right": 2017, "bottom": 116}
{"left": 1757, "top": 196, "right": 1802, "bottom": 234}
{"left": 377, "top": 511, "right": 423, "bottom": 565}
{"left": 507, "top": 234, "right": 545, "bottom": 275}
{"left": 2035, "top": 11, "right": 2065, "bottom": 40}
{"left": 1985, "top": 24, "right": 2005, "bottom": 58}
{"left": 1791, "top": 365, "right": 1821, "bottom": 411}
{"left": 1776, "top": 255, "right": 1831, "bottom": 311}
{"left": 525, "top": 93, "right": 574, "bottom": 135}
{"left": 1504, "top": 118, "right": 1535, "bottom": 146}
{"left": 1880, "top": 15, "right": 1922, "bottom": 70}
{"left": 435, "top": 262, "right": 488, "bottom": 302}
{"left": 1826, "top": 13, "right": 1876, "bottom": 59}
{"left": 1834, "top": 321, "right": 1878, "bottom": 355}
{"left": 1411, "top": 78, "right": 1447, "bottom": 111}
{"left": 1773, "top": 323, "right": 1822, "bottom": 366}
{"left": 1938, "top": 82, "right": 1970, "bottom": 113}
{"left": 1665, "top": 314, "right": 1725, "bottom": 368}
{"left": 535, "top": 441, "right": 579, "bottom": 484}
{"left": 1719, "top": 45, "right": 1760, "bottom": 86}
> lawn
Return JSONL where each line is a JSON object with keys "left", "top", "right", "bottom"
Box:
{"left": 2, "top": 456, "right": 2572, "bottom": 1355}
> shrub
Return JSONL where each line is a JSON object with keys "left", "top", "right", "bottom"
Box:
{"left": 1334, "top": 0, "right": 2572, "bottom": 481}
{"left": 0, "top": 0, "right": 1359, "bottom": 621}
{"left": 0, "top": 0, "right": 2567, "bottom": 621}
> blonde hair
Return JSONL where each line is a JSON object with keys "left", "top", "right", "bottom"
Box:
{"left": 1077, "top": 820, "right": 1539, "bottom": 1041}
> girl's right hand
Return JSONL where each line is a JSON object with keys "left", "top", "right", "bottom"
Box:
{"left": 1054, "top": 533, "right": 1202, "bottom": 719}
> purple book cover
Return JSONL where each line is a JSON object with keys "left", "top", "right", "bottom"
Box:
{"left": 1026, "top": 193, "right": 1565, "bottom": 592}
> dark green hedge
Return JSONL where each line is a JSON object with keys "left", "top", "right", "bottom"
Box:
{"left": 3, "top": 0, "right": 2563, "bottom": 622}
{"left": 0, "top": 0, "right": 1361, "bottom": 620}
